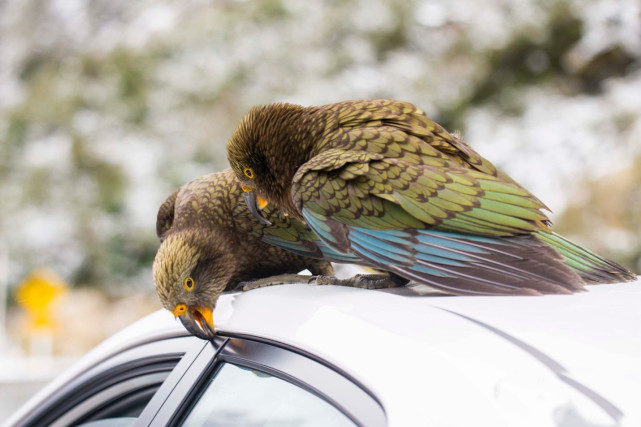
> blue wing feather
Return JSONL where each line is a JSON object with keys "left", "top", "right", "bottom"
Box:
{"left": 261, "top": 232, "right": 359, "bottom": 263}
{"left": 302, "top": 205, "right": 583, "bottom": 295}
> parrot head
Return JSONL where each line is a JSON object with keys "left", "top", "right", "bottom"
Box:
{"left": 227, "top": 102, "right": 319, "bottom": 221}
{"left": 152, "top": 230, "right": 234, "bottom": 340}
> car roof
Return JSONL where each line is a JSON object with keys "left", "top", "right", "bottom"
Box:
{"left": 212, "top": 279, "right": 641, "bottom": 426}
{"left": 52, "top": 308, "right": 190, "bottom": 383}
{"left": 17, "top": 278, "right": 641, "bottom": 426}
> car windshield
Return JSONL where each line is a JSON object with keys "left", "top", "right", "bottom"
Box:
{"left": 182, "top": 362, "right": 354, "bottom": 426}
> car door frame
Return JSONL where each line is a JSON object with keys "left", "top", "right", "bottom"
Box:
{"left": 138, "top": 333, "right": 387, "bottom": 427}
{"left": 11, "top": 335, "right": 205, "bottom": 427}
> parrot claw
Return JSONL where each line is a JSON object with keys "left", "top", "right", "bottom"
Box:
{"left": 310, "top": 273, "right": 408, "bottom": 290}
{"left": 237, "top": 274, "right": 314, "bottom": 292}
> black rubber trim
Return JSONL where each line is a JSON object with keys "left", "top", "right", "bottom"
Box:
{"left": 18, "top": 355, "right": 182, "bottom": 427}
{"left": 217, "top": 331, "right": 385, "bottom": 413}
{"left": 166, "top": 339, "right": 229, "bottom": 425}
{"left": 143, "top": 337, "right": 228, "bottom": 427}
{"left": 165, "top": 334, "right": 386, "bottom": 427}
{"left": 79, "top": 385, "right": 161, "bottom": 421}
{"left": 14, "top": 336, "right": 202, "bottom": 427}
{"left": 61, "top": 330, "right": 192, "bottom": 391}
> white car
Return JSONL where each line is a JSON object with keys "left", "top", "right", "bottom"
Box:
{"left": 7, "top": 279, "right": 641, "bottom": 427}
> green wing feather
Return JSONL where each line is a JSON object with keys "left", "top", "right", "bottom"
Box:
{"left": 290, "top": 100, "right": 634, "bottom": 292}
{"left": 254, "top": 205, "right": 326, "bottom": 259}
{"left": 294, "top": 119, "right": 549, "bottom": 238}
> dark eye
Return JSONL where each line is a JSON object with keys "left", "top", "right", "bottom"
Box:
{"left": 243, "top": 168, "right": 255, "bottom": 179}
{"left": 184, "top": 277, "right": 195, "bottom": 291}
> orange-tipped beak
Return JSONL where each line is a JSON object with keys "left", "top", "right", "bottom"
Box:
{"left": 174, "top": 304, "right": 215, "bottom": 340}
{"left": 192, "top": 306, "right": 214, "bottom": 333}
{"left": 241, "top": 185, "right": 268, "bottom": 210}
{"left": 242, "top": 188, "right": 272, "bottom": 226}
{"left": 256, "top": 194, "right": 269, "bottom": 210}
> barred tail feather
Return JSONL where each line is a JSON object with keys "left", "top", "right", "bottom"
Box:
{"left": 535, "top": 231, "right": 636, "bottom": 284}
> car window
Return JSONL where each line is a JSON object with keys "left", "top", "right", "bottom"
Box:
{"left": 181, "top": 362, "right": 355, "bottom": 426}
{"left": 51, "top": 364, "right": 174, "bottom": 427}
{"left": 13, "top": 337, "right": 206, "bottom": 427}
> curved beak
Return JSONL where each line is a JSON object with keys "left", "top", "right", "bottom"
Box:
{"left": 242, "top": 188, "right": 272, "bottom": 226}
{"left": 176, "top": 306, "right": 215, "bottom": 340}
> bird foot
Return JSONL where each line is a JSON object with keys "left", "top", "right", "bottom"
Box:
{"left": 310, "top": 273, "right": 408, "bottom": 290}
{"left": 236, "top": 274, "right": 313, "bottom": 292}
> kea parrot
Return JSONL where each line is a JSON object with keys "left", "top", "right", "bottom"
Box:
{"left": 153, "top": 168, "right": 337, "bottom": 340}
{"left": 227, "top": 99, "right": 636, "bottom": 295}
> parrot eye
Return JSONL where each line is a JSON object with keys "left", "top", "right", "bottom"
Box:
{"left": 184, "top": 277, "right": 195, "bottom": 291}
{"left": 243, "top": 168, "right": 255, "bottom": 179}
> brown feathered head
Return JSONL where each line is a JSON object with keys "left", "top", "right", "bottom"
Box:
{"left": 227, "top": 102, "right": 321, "bottom": 219}
{"left": 153, "top": 229, "right": 234, "bottom": 339}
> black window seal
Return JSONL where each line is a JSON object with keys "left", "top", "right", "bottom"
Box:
{"left": 153, "top": 334, "right": 386, "bottom": 427}
{"left": 61, "top": 329, "right": 193, "bottom": 392}
{"left": 14, "top": 336, "right": 200, "bottom": 427}
{"left": 80, "top": 384, "right": 162, "bottom": 422}
{"left": 218, "top": 331, "right": 385, "bottom": 411}
{"left": 51, "top": 372, "right": 170, "bottom": 427}
{"left": 138, "top": 337, "right": 229, "bottom": 427}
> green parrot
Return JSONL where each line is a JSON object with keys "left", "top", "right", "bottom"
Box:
{"left": 152, "top": 168, "right": 336, "bottom": 339}
{"left": 227, "top": 99, "right": 636, "bottom": 295}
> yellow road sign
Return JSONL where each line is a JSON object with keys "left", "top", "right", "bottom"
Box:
{"left": 16, "top": 268, "right": 67, "bottom": 330}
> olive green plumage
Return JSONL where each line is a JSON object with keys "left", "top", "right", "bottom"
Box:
{"left": 153, "top": 168, "right": 333, "bottom": 338}
{"left": 227, "top": 99, "right": 636, "bottom": 295}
